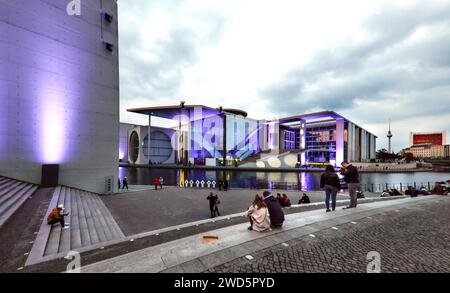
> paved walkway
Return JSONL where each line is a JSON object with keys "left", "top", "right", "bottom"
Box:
{"left": 102, "top": 186, "right": 380, "bottom": 236}
{"left": 80, "top": 195, "right": 448, "bottom": 273}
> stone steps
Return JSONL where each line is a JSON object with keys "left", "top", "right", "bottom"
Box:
{"left": 26, "top": 186, "right": 125, "bottom": 266}
{"left": 0, "top": 176, "right": 38, "bottom": 229}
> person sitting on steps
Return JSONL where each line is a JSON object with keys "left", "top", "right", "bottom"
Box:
{"left": 47, "top": 204, "right": 70, "bottom": 229}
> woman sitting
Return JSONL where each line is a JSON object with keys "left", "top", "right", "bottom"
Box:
{"left": 246, "top": 195, "right": 271, "bottom": 232}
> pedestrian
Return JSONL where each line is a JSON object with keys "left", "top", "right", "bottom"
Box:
{"left": 320, "top": 165, "right": 341, "bottom": 212}
{"left": 262, "top": 191, "right": 285, "bottom": 228}
{"left": 246, "top": 194, "right": 270, "bottom": 232}
{"left": 118, "top": 178, "right": 121, "bottom": 190}
{"left": 47, "top": 204, "right": 70, "bottom": 229}
{"left": 207, "top": 192, "right": 220, "bottom": 218}
{"left": 298, "top": 193, "right": 311, "bottom": 204}
{"left": 340, "top": 161, "right": 360, "bottom": 209}
{"left": 218, "top": 180, "right": 223, "bottom": 191}
{"left": 154, "top": 177, "right": 159, "bottom": 190}
{"left": 159, "top": 176, "right": 164, "bottom": 189}
{"left": 122, "top": 177, "right": 128, "bottom": 190}
{"left": 224, "top": 180, "right": 229, "bottom": 191}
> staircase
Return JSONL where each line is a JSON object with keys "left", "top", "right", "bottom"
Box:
{"left": 26, "top": 186, "right": 125, "bottom": 266}
{"left": 0, "top": 176, "right": 39, "bottom": 229}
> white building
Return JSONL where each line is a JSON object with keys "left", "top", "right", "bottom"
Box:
{"left": 0, "top": 0, "right": 120, "bottom": 193}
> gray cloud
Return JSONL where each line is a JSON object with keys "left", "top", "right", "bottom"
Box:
{"left": 260, "top": 2, "right": 450, "bottom": 125}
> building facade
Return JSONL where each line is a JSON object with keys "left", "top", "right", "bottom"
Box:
{"left": 123, "top": 107, "right": 377, "bottom": 167}
{"left": 0, "top": 0, "right": 120, "bottom": 193}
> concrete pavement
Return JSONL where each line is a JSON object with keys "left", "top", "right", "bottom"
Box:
{"left": 80, "top": 195, "right": 447, "bottom": 273}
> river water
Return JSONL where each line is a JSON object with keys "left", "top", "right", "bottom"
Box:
{"left": 119, "top": 167, "right": 450, "bottom": 192}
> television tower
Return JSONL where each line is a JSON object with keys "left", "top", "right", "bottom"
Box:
{"left": 387, "top": 119, "right": 393, "bottom": 153}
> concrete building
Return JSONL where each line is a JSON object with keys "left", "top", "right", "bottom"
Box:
{"left": 0, "top": 0, "right": 120, "bottom": 193}
{"left": 401, "top": 143, "right": 450, "bottom": 159}
{"left": 122, "top": 107, "right": 377, "bottom": 168}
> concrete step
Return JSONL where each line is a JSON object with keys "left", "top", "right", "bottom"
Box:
{"left": 0, "top": 177, "right": 13, "bottom": 187}
{"left": 44, "top": 187, "right": 65, "bottom": 256}
{"left": 95, "top": 197, "right": 117, "bottom": 241}
{"left": 0, "top": 185, "right": 38, "bottom": 228}
{"left": 95, "top": 194, "right": 125, "bottom": 239}
{"left": 80, "top": 191, "right": 100, "bottom": 245}
{"left": 26, "top": 187, "right": 61, "bottom": 266}
{"left": 84, "top": 191, "right": 109, "bottom": 243}
{"left": 75, "top": 189, "right": 91, "bottom": 247}
{"left": 70, "top": 187, "right": 82, "bottom": 250}
{"left": 0, "top": 182, "right": 29, "bottom": 214}
{"left": 0, "top": 180, "right": 24, "bottom": 198}
{"left": 58, "top": 187, "right": 72, "bottom": 254}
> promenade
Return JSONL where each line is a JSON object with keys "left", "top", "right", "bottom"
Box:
{"left": 80, "top": 195, "right": 449, "bottom": 273}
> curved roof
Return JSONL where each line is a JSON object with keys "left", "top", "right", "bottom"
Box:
{"left": 127, "top": 104, "right": 249, "bottom": 119}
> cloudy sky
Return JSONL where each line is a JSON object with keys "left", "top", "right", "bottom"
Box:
{"left": 118, "top": 0, "right": 450, "bottom": 152}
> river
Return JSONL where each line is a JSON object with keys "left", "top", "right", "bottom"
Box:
{"left": 119, "top": 167, "right": 450, "bottom": 192}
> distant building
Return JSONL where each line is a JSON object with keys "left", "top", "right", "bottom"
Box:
{"left": 400, "top": 143, "right": 450, "bottom": 159}
{"left": 410, "top": 132, "right": 446, "bottom": 146}
{"left": 121, "top": 107, "right": 377, "bottom": 167}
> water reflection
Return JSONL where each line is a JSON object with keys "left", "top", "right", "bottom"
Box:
{"left": 119, "top": 167, "right": 450, "bottom": 191}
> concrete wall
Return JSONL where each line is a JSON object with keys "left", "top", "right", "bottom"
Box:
{"left": 127, "top": 125, "right": 175, "bottom": 165}
{"left": 0, "top": 0, "right": 119, "bottom": 193}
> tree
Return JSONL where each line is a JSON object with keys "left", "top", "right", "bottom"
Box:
{"left": 404, "top": 152, "right": 415, "bottom": 163}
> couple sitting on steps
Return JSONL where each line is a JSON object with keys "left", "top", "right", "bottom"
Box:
{"left": 246, "top": 191, "right": 285, "bottom": 232}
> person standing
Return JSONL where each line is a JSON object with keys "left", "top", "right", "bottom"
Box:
{"left": 224, "top": 180, "right": 229, "bottom": 191}
{"left": 340, "top": 161, "right": 360, "bottom": 209}
{"left": 262, "top": 191, "right": 285, "bottom": 228}
{"left": 159, "top": 176, "right": 164, "bottom": 189}
{"left": 207, "top": 192, "right": 220, "bottom": 218}
{"left": 122, "top": 177, "right": 128, "bottom": 191}
{"left": 246, "top": 194, "right": 270, "bottom": 232}
{"left": 154, "top": 177, "right": 159, "bottom": 190}
{"left": 320, "top": 165, "right": 341, "bottom": 212}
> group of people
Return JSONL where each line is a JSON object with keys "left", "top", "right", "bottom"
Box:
{"left": 153, "top": 176, "right": 164, "bottom": 190}
{"left": 118, "top": 176, "right": 165, "bottom": 191}
{"left": 319, "top": 161, "right": 361, "bottom": 212}
{"left": 246, "top": 191, "right": 285, "bottom": 232}
{"left": 217, "top": 180, "right": 229, "bottom": 191}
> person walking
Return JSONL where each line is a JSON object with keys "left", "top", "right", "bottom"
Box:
{"left": 122, "top": 177, "right": 128, "bottom": 191}
{"left": 207, "top": 192, "right": 220, "bottom": 218}
{"left": 262, "top": 191, "right": 285, "bottom": 228}
{"left": 159, "top": 176, "right": 164, "bottom": 189}
{"left": 246, "top": 194, "right": 270, "bottom": 232}
{"left": 154, "top": 177, "right": 159, "bottom": 190}
{"left": 340, "top": 161, "right": 360, "bottom": 209}
{"left": 320, "top": 165, "right": 341, "bottom": 212}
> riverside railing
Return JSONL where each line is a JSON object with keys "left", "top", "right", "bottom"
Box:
{"left": 179, "top": 180, "right": 442, "bottom": 193}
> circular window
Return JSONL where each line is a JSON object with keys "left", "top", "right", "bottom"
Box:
{"left": 142, "top": 131, "right": 172, "bottom": 163}
{"left": 129, "top": 131, "right": 139, "bottom": 163}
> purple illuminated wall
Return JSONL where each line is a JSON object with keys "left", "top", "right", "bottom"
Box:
{"left": 0, "top": 0, "right": 120, "bottom": 193}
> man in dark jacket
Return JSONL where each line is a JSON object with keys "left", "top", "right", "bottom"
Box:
{"left": 263, "top": 191, "right": 285, "bottom": 228}
{"left": 207, "top": 193, "right": 220, "bottom": 218}
{"left": 340, "top": 161, "right": 360, "bottom": 209}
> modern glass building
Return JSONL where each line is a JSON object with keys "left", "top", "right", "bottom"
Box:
{"left": 123, "top": 106, "right": 377, "bottom": 167}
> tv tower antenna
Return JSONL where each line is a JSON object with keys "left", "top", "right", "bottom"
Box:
{"left": 387, "top": 119, "right": 393, "bottom": 153}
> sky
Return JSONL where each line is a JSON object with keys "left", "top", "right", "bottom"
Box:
{"left": 117, "top": 0, "right": 450, "bottom": 152}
